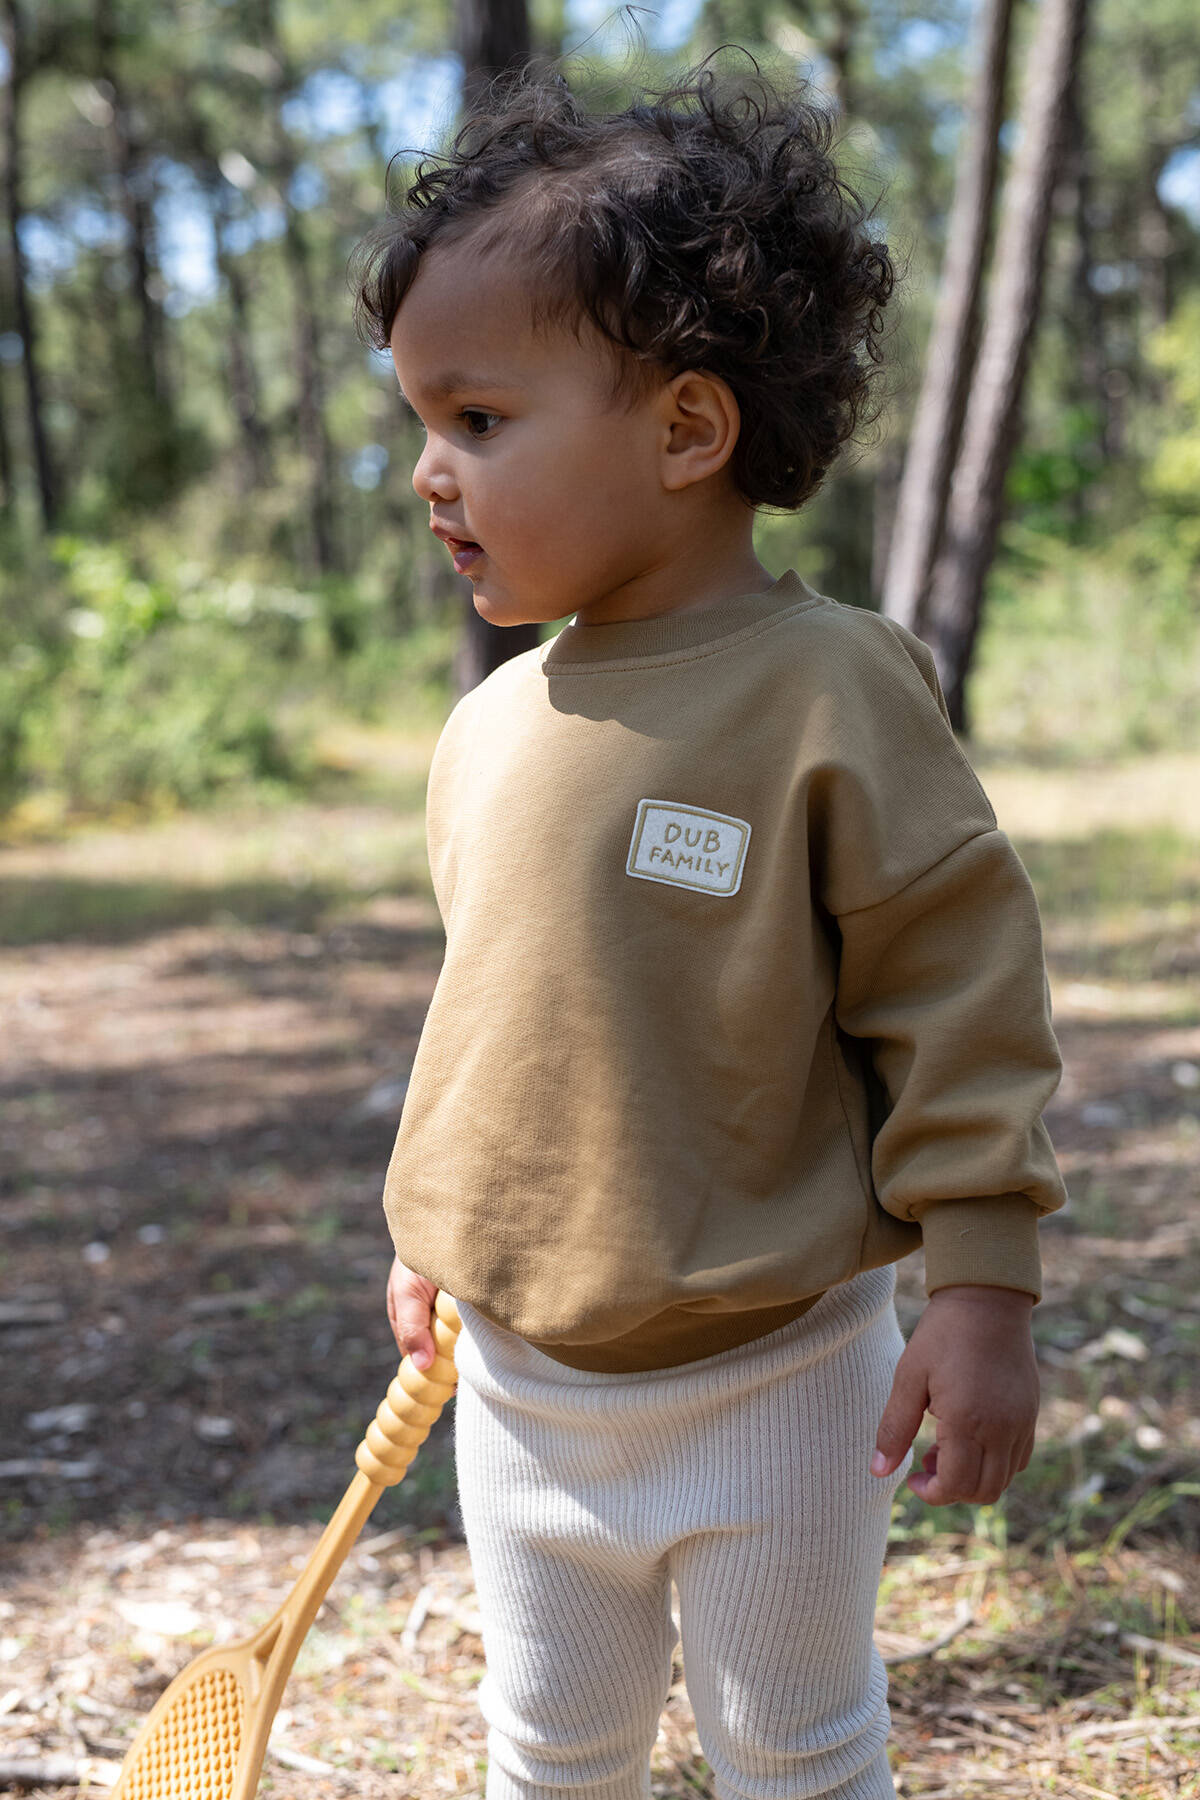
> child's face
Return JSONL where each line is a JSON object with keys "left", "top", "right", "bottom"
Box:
{"left": 389, "top": 237, "right": 685, "bottom": 629}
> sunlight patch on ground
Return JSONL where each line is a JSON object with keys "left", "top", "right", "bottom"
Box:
{"left": 1053, "top": 979, "right": 1200, "bottom": 1023}
{"left": 973, "top": 752, "right": 1200, "bottom": 840}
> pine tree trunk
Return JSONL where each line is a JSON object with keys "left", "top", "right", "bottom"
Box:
{"left": 209, "top": 161, "right": 273, "bottom": 490}
{"left": 1134, "top": 46, "right": 1174, "bottom": 361}
{"left": 94, "top": 0, "right": 171, "bottom": 411}
{"left": 869, "top": 439, "right": 902, "bottom": 608}
{"left": 183, "top": 105, "right": 273, "bottom": 492}
{"left": 0, "top": 363, "right": 13, "bottom": 513}
{"left": 256, "top": 0, "right": 340, "bottom": 576}
{"left": 921, "top": 0, "right": 1092, "bottom": 734}
{"left": 280, "top": 203, "right": 339, "bottom": 575}
{"left": 452, "top": 0, "right": 539, "bottom": 694}
{"left": 1, "top": 0, "right": 56, "bottom": 530}
{"left": 880, "top": 0, "right": 1016, "bottom": 633}
{"left": 458, "top": 0, "right": 532, "bottom": 112}
{"left": 824, "top": 0, "right": 863, "bottom": 120}
{"left": 1062, "top": 78, "right": 1113, "bottom": 466}
{"left": 220, "top": 234, "right": 274, "bottom": 491}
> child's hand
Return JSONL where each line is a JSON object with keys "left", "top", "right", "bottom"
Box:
{"left": 386, "top": 1254, "right": 440, "bottom": 1371}
{"left": 870, "top": 1284, "right": 1038, "bottom": 1505}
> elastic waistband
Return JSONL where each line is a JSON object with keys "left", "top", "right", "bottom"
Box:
{"left": 451, "top": 1265, "right": 898, "bottom": 1421}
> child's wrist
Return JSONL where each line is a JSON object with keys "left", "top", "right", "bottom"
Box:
{"left": 927, "top": 1282, "right": 1035, "bottom": 1310}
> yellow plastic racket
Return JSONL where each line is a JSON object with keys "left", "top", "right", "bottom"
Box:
{"left": 109, "top": 1291, "right": 462, "bottom": 1800}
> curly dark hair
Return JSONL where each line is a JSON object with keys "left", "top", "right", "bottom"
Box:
{"left": 349, "top": 53, "right": 897, "bottom": 511}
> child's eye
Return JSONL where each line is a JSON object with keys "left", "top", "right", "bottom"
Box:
{"left": 460, "top": 409, "right": 502, "bottom": 438}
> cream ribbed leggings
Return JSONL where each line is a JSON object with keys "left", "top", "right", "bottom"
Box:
{"left": 451, "top": 1265, "right": 910, "bottom": 1800}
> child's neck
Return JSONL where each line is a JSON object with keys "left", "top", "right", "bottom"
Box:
{"left": 577, "top": 538, "right": 775, "bottom": 629}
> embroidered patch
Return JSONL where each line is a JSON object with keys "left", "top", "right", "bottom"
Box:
{"left": 626, "top": 799, "right": 751, "bottom": 897}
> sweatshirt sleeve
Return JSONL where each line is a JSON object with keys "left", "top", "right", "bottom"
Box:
{"left": 809, "top": 611, "right": 1069, "bottom": 1300}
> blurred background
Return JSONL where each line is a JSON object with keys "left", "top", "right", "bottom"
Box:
{"left": 1, "top": 0, "right": 1198, "bottom": 813}
{"left": 3, "top": 3, "right": 1200, "bottom": 1797}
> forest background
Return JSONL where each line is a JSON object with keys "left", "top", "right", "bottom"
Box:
{"left": 4, "top": 2, "right": 1200, "bottom": 1798}
{"left": 3, "top": 0, "right": 1199, "bottom": 814}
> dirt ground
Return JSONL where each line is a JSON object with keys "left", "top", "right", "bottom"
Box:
{"left": 2, "top": 753, "right": 1200, "bottom": 1797}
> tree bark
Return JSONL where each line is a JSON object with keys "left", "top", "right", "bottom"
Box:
{"left": 921, "top": 0, "right": 1091, "bottom": 735}
{"left": 278, "top": 192, "right": 339, "bottom": 575}
{"left": 880, "top": 0, "right": 1016, "bottom": 634}
{"left": 869, "top": 438, "right": 902, "bottom": 608}
{"left": 452, "top": 0, "right": 540, "bottom": 694}
{"left": 93, "top": 0, "right": 171, "bottom": 411}
{"left": 1134, "top": 46, "right": 1175, "bottom": 354}
{"left": 458, "top": 0, "right": 532, "bottom": 114}
{"left": 824, "top": 0, "right": 863, "bottom": 121}
{"left": 1063, "top": 79, "right": 1106, "bottom": 422}
{"left": 0, "top": 348, "right": 12, "bottom": 512}
{"left": 183, "top": 106, "right": 274, "bottom": 491}
{"left": 255, "top": 0, "right": 340, "bottom": 576}
{"left": 1, "top": 0, "right": 56, "bottom": 530}
{"left": 1059, "top": 75, "right": 1110, "bottom": 513}
{"left": 219, "top": 236, "right": 274, "bottom": 490}
{"left": 1133, "top": 186, "right": 1172, "bottom": 414}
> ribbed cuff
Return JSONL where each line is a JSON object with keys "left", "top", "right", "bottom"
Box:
{"left": 917, "top": 1193, "right": 1043, "bottom": 1301}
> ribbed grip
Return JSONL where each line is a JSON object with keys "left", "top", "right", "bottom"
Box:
{"left": 355, "top": 1291, "right": 461, "bottom": 1487}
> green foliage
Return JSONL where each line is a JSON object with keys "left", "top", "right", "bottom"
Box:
{"left": 29, "top": 617, "right": 303, "bottom": 813}
{"left": 1144, "top": 292, "right": 1200, "bottom": 536}
{"left": 1005, "top": 405, "right": 1108, "bottom": 539}
{"left": 971, "top": 523, "right": 1200, "bottom": 762}
{"left": 0, "top": 533, "right": 453, "bottom": 823}
{"left": 28, "top": 537, "right": 312, "bottom": 811}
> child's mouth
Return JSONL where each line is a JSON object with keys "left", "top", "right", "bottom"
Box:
{"left": 448, "top": 540, "right": 483, "bottom": 575}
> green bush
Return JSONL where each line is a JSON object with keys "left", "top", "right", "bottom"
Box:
{"left": 0, "top": 536, "right": 452, "bottom": 822}
{"left": 972, "top": 522, "right": 1200, "bottom": 761}
{"left": 24, "top": 619, "right": 308, "bottom": 812}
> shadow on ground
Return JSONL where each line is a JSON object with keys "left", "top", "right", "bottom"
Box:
{"left": 3, "top": 820, "right": 1199, "bottom": 1561}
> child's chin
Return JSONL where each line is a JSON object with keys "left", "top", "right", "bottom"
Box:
{"left": 474, "top": 589, "right": 536, "bottom": 630}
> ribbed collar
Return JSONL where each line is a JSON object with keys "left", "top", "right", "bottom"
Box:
{"left": 541, "top": 568, "right": 824, "bottom": 669}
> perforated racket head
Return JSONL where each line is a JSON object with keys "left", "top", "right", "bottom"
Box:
{"left": 110, "top": 1293, "right": 461, "bottom": 1800}
{"left": 127, "top": 1666, "right": 244, "bottom": 1798}
{"left": 115, "top": 1651, "right": 250, "bottom": 1800}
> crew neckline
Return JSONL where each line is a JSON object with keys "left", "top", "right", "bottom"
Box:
{"left": 541, "top": 569, "right": 825, "bottom": 668}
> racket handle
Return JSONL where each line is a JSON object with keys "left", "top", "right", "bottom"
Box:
{"left": 355, "top": 1290, "right": 462, "bottom": 1487}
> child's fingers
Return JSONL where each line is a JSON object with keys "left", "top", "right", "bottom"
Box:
{"left": 385, "top": 1258, "right": 439, "bottom": 1367}
{"left": 871, "top": 1353, "right": 929, "bottom": 1476}
{"left": 391, "top": 1304, "right": 437, "bottom": 1368}
{"left": 906, "top": 1435, "right": 980, "bottom": 1503}
{"left": 907, "top": 1436, "right": 1012, "bottom": 1505}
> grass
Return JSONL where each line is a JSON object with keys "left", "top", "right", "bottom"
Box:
{"left": 0, "top": 722, "right": 440, "bottom": 946}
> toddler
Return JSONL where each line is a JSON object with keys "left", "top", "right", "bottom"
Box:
{"left": 351, "top": 58, "right": 1067, "bottom": 1800}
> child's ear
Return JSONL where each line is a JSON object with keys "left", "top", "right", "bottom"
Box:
{"left": 658, "top": 369, "right": 741, "bottom": 491}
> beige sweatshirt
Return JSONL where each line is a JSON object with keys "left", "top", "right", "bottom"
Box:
{"left": 382, "top": 569, "right": 1068, "bottom": 1373}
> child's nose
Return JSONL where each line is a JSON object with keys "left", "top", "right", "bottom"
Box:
{"left": 412, "top": 437, "right": 459, "bottom": 504}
